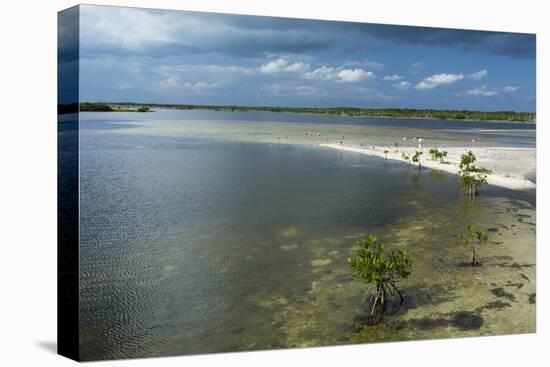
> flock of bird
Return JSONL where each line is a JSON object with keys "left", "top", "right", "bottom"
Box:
{"left": 275, "top": 131, "right": 477, "bottom": 148}
{"left": 303, "top": 131, "right": 322, "bottom": 137}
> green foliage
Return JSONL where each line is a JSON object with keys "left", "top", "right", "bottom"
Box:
{"left": 428, "top": 148, "right": 438, "bottom": 160}
{"left": 348, "top": 235, "right": 412, "bottom": 316}
{"left": 401, "top": 152, "right": 410, "bottom": 161}
{"left": 137, "top": 106, "right": 150, "bottom": 112}
{"left": 459, "top": 173, "right": 488, "bottom": 197}
{"left": 349, "top": 235, "right": 412, "bottom": 284}
{"left": 429, "top": 148, "right": 448, "bottom": 163}
{"left": 458, "top": 151, "right": 491, "bottom": 197}
{"left": 470, "top": 166, "right": 492, "bottom": 174}
{"left": 460, "top": 224, "right": 489, "bottom": 265}
{"left": 383, "top": 150, "right": 390, "bottom": 159}
{"left": 412, "top": 151, "right": 423, "bottom": 169}
{"left": 459, "top": 150, "right": 491, "bottom": 173}
{"left": 459, "top": 151, "right": 477, "bottom": 171}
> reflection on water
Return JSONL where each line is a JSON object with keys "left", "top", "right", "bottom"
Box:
{"left": 78, "top": 110, "right": 535, "bottom": 360}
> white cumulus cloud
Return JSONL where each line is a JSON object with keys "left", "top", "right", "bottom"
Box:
{"left": 414, "top": 73, "right": 465, "bottom": 90}
{"left": 303, "top": 66, "right": 339, "bottom": 81}
{"left": 414, "top": 81, "right": 436, "bottom": 90}
{"left": 304, "top": 66, "right": 374, "bottom": 83}
{"left": 393, "top": 81, "right": 412, "bottom": 90}
{"left": 468, "top": 69, "right": 488, "bottom": 80}
{"left": 337, "top": 68, "right": 374, "bottom": 83}
{"left": 260, "top": 58, "right": 310, "bottom": 74}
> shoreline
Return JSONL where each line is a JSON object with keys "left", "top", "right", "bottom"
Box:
{"left": 320, "top": 143, "right": 536, "bottom": 191}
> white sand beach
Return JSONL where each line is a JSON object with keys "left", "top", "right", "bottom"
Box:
{"left": 320, "top": 143, "right": 536, "bottom": 191}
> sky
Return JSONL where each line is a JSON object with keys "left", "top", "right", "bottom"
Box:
{"left": 78, "top": 5, "right": 536, "bottom": 111}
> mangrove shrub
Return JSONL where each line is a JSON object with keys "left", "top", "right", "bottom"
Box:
{"left": 429, "top": 148, "right": 448, "bottom": 163}
{"left": 348, "top": 235, "right": 412, "bottom": 318}
{"left": 460, "top": 224, "right": 489, "bottom": 266}
{"left": 458, "top": 151, "right": 491, "bottom": 198}
{"left": 412, "top": 151, "right": 423, "bottom": 169}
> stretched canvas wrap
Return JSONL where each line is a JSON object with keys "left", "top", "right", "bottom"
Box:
{"left": 58, "top": 4, "right": 537, "bottom": 362}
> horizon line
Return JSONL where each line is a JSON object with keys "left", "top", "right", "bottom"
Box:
{"left": 79, "top": 101, "right": 536, "bottom": 114}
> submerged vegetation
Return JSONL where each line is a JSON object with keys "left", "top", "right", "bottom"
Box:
{"left": 348, "top": 235, "right": 412, "bottom": 320}
{"left": 80, "top": 102, "right": 536, "bottom": 122}
{"left": 460, "top": 224, "right": 489, "bottom": 266}
{"left": 459, "top": 173, "right": 488, "bottom": 198}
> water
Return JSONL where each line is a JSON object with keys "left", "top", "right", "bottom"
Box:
{"left": 81, "top": 109, "right": 536, "bottom": 148}
{"left": 78, "top": 110, "right": 536, "bottom": 360}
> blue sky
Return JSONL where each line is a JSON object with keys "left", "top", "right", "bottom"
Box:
{"left": 78, "top": 5, "right": 536, "bottom": 111}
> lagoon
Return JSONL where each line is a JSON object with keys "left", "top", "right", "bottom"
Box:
{"left": 78, "top": 109, "right": 535, "bottom": 360}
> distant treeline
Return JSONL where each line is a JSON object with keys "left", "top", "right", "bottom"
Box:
{"left": 80, "top": 102, "right": 113, "bottom": 112}
{"left": 79, "top": 102, "right": 150, "bottom": 112}
{"left": 79, "top": 102, "right": 535, "bottom": 122}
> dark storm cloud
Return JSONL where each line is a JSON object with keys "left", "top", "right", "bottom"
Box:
{"left": 354, "top": 23, "right": 535, "bottom": 58}
{"left": 80, "top": 6, "right": 535, "bottom": 59}
{"left": 174, "top": 10, "right": 536, "bottom": 58}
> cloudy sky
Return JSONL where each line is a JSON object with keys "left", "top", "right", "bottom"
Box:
{"left": 78, "top": 5, "right": 536, "bottom": 111}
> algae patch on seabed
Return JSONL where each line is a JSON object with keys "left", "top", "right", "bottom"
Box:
{"left": 311, "top": 259, "right": 332, "bottom": 267}
{"left": 280, "top": 226, "right": 299, "bottom": 238}
{"left": 281, "top": 244, "right": 299, "bottom": 251}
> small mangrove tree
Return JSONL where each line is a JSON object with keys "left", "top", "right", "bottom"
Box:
{"left": 460, "top": 224, "right": 489, "bottom": 266}
{"left": 348, "top": 235, "right": 413, "bottom": 318}
{"left": 458, "top": 151, "right": 491, "bottom": 198}
{"left": 429, "top": 148, "right": 448, "bottom": 163}
{"left": 412, "top": 151, "right": 423, "bottom": 169}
